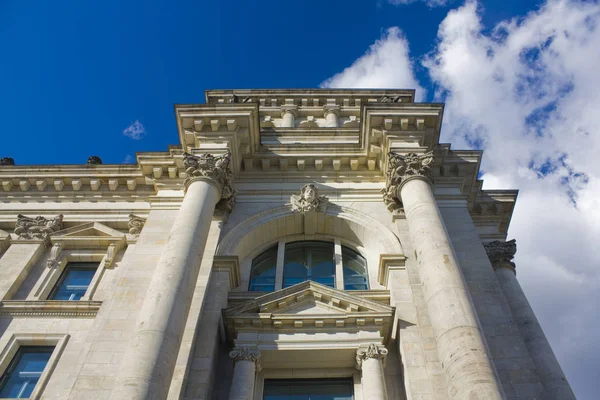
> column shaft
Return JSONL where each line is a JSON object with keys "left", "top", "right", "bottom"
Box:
{"left": 400, "top": 178, "right": 504, "bottom": 400}
{"left": 229, "top": 348, "right": 260, "bottom": 400}
{"left": 361, "top": 358, "right": 387, "bottom": 399}
{"left": 111, "top": 179, "right": 221, "bottom": 400}
{"left": 495, "top": 266, "right": 575, "bottom": 399}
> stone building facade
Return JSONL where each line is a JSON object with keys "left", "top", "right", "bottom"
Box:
{"left": 0, "top": 89, "right": 575, "bottom": 400}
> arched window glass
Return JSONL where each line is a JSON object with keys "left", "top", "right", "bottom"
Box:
{"left": 342, "top": 247, "right": 369, "bottom": 290}
{"left": 249, "top": 245, "right": 278, "bottom": 292}
{"left": 283, "top": 241, "right": 335, "bottom": 288}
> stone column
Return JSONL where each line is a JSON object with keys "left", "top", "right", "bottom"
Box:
{"left": 484, "top": 240, "right": 576, "bottom": 400}
{"left": 229, "top": 347, "right": 261, "bottom": 400}
{"left": 356, "top": 344, "right": 388, "bottom": 400}
{"left": 323, "top": 105, "right": 340, "bottom": 127}
{"left": 280, "top": 106, "right": 297, "bottom": 128}
{"left": 110, "top": 152, "right": 234, "bottom": 400}
{"left": 386, "top": 152, "right": 504, "bottom": 400}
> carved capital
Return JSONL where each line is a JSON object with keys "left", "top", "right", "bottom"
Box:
{"left": 291, "top": 184, "right": 328, "bottom": 213}
{"left": 356, "top": 343, "right": 388, "bottom": 369}
{"left": 383, "top": 152, "right": 434, "bottom": 210}
{"left": 128, "top": 214, "right": 146, "bottom": 235}
{"left": 229, "top": 347, "right": 262, "bottom": 371}
{"left": 183, "top": 152, "right": 235, "bottom": 213}
{"left": 15, "top": 214, "right": 63, "bottom": 240}
{"left": 484, "top": 239, "right": 517, "bottom": 271}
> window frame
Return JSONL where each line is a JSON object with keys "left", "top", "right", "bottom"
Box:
{"left": 47, "top": 262, "right": 99, "bottom": 301}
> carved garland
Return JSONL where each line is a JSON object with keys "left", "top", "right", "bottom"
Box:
{"left": 183, "top": 152, "right": 235, "bottom": 214}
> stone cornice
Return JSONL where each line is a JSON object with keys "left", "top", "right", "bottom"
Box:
{"left": 0, "top": 300, "right": 102, "bottom": 317}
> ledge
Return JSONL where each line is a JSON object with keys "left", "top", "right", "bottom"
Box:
{"left": 0, "top": 300, "right": 102, "bottom": 317}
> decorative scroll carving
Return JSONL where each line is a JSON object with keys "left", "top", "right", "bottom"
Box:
{"left": 356, "top": 343, "right": 388, "bottom": 369}
{"left": 15, "top": 214, "right": 63, "bottom": 240}
{"left": 87, "top": 156, "right": 102, "bottom": 165}
{"left": 291, "top": 184, "right": 328, "bottom": 213}
{"left": 105, "top": 243, "right": 118, "bottom": 268}
{"left": 229, "top": 347, "right": 262, "bottom": 370}
{"left": 484, "top": 239, "right": 517, "bottom": 268}
{"left": 0, "top": 157, "right": 15, "bottom": 166}
{"left": 46, "top": 242, "right": 63, "bottom": 268}
{"left": 183, "top": 152, "right": 235, "bottom": 213}
{"left": 128, "top": 214, "right": 146, "bottom": 235}
{"left": 383, "top": 152, "right": 434, "bottom": 210}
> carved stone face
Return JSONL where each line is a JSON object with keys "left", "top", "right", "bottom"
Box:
{"left": 303, "top": 185, "right": 317, "bottom": 203}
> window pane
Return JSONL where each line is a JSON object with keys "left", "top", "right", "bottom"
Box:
{"left": 0, "top": 347, "right": 53, "bottom": 398}
{"left": 284, "top": 242, "right": 334, "bottom": 288}
{"left": 250, "top": 246, "right": 278, "bottom": 292}
{"left": 342, "top": 247, "right": 368, "bottom": 290}
{"left": 51, "top": 263, "right": 97, "bottom": 300}
{"left": 264, "top": 378, "right": 353, "bottom": 400}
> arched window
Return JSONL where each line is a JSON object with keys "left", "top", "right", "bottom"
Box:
{"left": 249, "top": 245, "right": 278, "bottom": 292}
{"left": 248, "top": 240, "right": 369, "bottom": 292}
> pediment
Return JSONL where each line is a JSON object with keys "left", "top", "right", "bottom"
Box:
{"left": 50, "top": 222, "right": 126, "bottom": 249}
{"left": 224, "top": 281, "right": 394, "bottom": 342}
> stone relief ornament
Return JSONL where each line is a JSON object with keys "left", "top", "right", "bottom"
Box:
{"left": 46, "top": 242, "right": 64, "bottom": 268}
{"left": 15, "top": 214, "right": 63, "bottom": 240}
{"left": 383, "top": 152, "right": 435, "bottom": 211}
{"left": 379, "top": 95, "right": 402, "bottom": 103}
{"left": 87, "top": 156, "right": 102, "bottom": 165}
{"left": 229, "top": 347, "right": 262, "bottom": 370}
{"left": 0, "top": 157, "right": 15, "bottom": 166}
{"left": 290, "top": 184, "right": 328, "bottom": 213}
{"left": 183, "top": 152, "right": 235, "bottom": 214}
{"left": 356, "top": 343, "right": 388, "bottom": 369}
{"left": 128, "top": 214, "right": 147, "bottom": 235}
{"left": 483, "top": 239, "right": 517, "bottom": 268}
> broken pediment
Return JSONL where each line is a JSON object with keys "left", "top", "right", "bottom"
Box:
{"left": 223, "top": 281, "right": 394, "bottom": 343}
{"left": 50, "top": 222, "right": 126, "bottom": 249}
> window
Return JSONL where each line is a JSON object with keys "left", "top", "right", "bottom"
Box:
{"left": 249, "top": 246, "right": 278, "bottom": 292}
{"left": 342, "top": 247, "right": 368, "bottom": 290}
{"left": 284, "top": 242, "right": 335, "bottom": 288}
{"left": 49, "top": 262, "right": 98, "bottom": 300}
{"left": 263, "top": 378, "right": 354, "bottom": 400}
{"left": 248, "top": 240, "right": 369, "bottom": 292}
{"left": 0, "top": 347, "right": 53, "bottom": 398}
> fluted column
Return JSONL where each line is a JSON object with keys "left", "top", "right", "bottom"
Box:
{"left": 281, "top": 105, "right": 298, "bottom": 128}
{"left": 484, "top": 240, "right": 576, "bottom": 400}
{"left": 110, "top": 152, "right": 234, "bottom": 400}
{"left": 229, "top": 347, "right": 261, "bottom": 400}
{"left": 386, "top": 152, "right": 504, "bottom": 400}
{"left": 323, "top": 105, "right": 340, "bottom": 127}
{"left": 356, "top": 344, "right": 388, "bottom": 400}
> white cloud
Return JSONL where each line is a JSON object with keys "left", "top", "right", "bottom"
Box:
{"left": 324, "top": 0, "right": 600, "bottom": 397}
{"left": 122, "top": 120, "right": 146, "bottom": 140}
{"left": 387, "top": 0, "right": 451, "bottom": 7}
{"left": 123, "top": 154, "right": 135, "bottom": 164}
{"left": 320, "top": 27, "right": 426, "bottom": 101}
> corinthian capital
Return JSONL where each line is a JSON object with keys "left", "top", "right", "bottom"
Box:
{"left": 356, "top": 343, "right": 388, "bottom": 369}
{"left": 229, "top": 347, "right": 262, "bottom": 370}
{"left": 383, "top": 152, "right": 434, "bottom": 211}
{"left": 484, "top": 239, "right": 517, "bottom": 269}
{"left": 15, "top": 214, "right": 63, "bottom": 240}
{"left": 183, "top": 152, "right": 235, "bottom": 213}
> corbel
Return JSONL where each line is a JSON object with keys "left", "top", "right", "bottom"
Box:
{"left": 46, "top": 242, "right": 64, "bottom": 269}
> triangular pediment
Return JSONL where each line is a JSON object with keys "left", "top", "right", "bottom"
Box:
{"left": 50, "top": 222, "right": 126, "bottom": 249}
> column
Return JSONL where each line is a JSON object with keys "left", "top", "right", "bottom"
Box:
{"left": 280, "top": 106, "right": 297, "bottom": 128}
{"left": 386, "top": 152, "right": 504, "bottom": 400}
{"left": 484, "top": 240, "right": 576, "bottom": 400}
{"left": 356, "top": 343, "right": 388, "bottom": 400}
{"left": 111, "top": 152, "right": 234, "bottom": 400}
{"left": 229, "top": 347, "right": 261, "bottom": 400}
{"left": 323, "top": 105, "right": 340, "bottom": 127}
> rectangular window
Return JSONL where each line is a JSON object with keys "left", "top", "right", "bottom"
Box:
{"left": 263, "top": 378, "right": 354, "bottom": 400}
{"left": 283, "top": 241, "right": 335, "bottom": 288}
{"left": 49, "top": 262, "right": 98, "bottom": 300}
{"left": 0, "top": 346, "right": 54, "bottom": 398}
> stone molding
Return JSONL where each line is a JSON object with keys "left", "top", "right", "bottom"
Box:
{"left": 183, "top": 151, "right": 235, "bottom": 213}
{"left": 356, "top": 343, "right": 388, "bottom": 369}
{"left": 0, "top": 300, "right": 102, "bottom": 317}
{"left": 229, "top": 347, "right": 262, "bottom": 370}
{"left": 383, "top": 152, "right": 434, "bottom": 212}
{"left": 290, "top": 184, "right": 328, "bottom": 213}
{"left": 15, "top": 214, "right": 63, "bottom": 240}
{"left": 377, "top": 254, "right": 407, "bottom": 287}
{"left": 484, "top": 239, "right": 517, "bottom": 271}
{"left": 128, "top": 214, "right": 146, "bottom": 235}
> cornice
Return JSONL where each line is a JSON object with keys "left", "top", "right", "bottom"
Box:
{"left": 0, "top": 300, "right": 102, "bottom": 317}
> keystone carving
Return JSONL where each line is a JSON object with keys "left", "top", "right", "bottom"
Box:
{"left": 183, "top": 152, "right": 235, "bottom": 214}
{"left": 383, "top": 152, "right": 434, "bottom": 211}
{"left": 291, "top": 184, "right": 328, "bottom": 213}
{"left": 229, "top": 347, "right": 262, "bottom": 370}
{"left": 0, "top": 157, "right": 15, "bottom": 166}
{"left": 15, "top": 214, "right": 63, "bottom": 240}
{"left": 484, "top": 239, "right": 517, "bottom": 268}
{"left": 87, "top": 156, "right": 102, "bottom": 165}
{"left": 356, "top": 343, "right": 388, "bottom": 369}
{"left": 128, "top": 214, "right": 146, "bottom": 235}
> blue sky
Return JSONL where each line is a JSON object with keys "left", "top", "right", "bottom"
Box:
{"left": 2, "top": 1, "right": 600, "bottom": 398}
